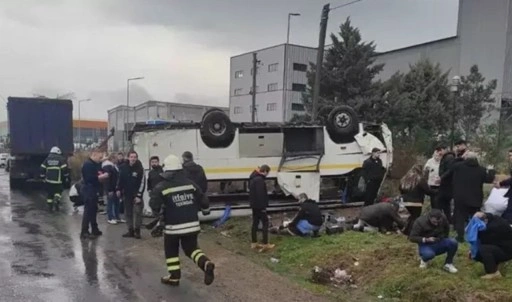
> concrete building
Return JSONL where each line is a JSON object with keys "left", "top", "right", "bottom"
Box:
{"left": 230, "top": 0, "right": 512, "bottom": 122}
{"left": 108, "top": 100, "right": 228, "bottom": 151}
{"left": 229, "top": 44, "right": 317, "bottom": 123}
{"left": 72, "top": 119, "right": 108, "bottom": 145}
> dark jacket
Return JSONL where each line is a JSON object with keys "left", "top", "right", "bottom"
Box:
{"left": 147, "top": 165, "right": 164, "bottom": 192}
{"left": 499, "top": 169, "right": 512, "bottom": 223}
{"left": 362, "top": 156, "right": 385, "bottom": 182}
{"left": 249, "top": 170, "right": 269, "bottom": 210}
{"left": 101, "top": 160, "right": 119, "bottom": 193}
{"left": 119, "top": 160, "right": 146, "bottom": 200}
{"left": 479, "top": 214, "right": 512, "bottom": 255}
{"left": 149, "top": 171, "right": 209, "bottom": 235}
{"left": 409, "top": 211, "right": 450, "bottom": 244}
{"left": 182, "top": 161, "right": 208, "bottom": 193}
{"left": 399, "top": 178, "right": 435, "bottom": 203}
{"left": 290, "top": 199, "right": 323, "bottom": 227}
{"left": 359, "top": 202, "right": 405, "bottom": 229}
{"left": 499, "top": 168, "right": 512, "bottom": 199}
{"left": 81, "top": 158, "right": 102, "bottom": 197}
{"left": 438, "top": 152, "right": 456, "bottom": 191}
{"left": 442, "top": 158, "right": 495, "bottom": 207}
{"left": 40, "top": 153, "right": 70, "bottom": 185}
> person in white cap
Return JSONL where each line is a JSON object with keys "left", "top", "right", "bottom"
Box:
{"left": 149, "top": 154, "right": 215, "bottom": 287}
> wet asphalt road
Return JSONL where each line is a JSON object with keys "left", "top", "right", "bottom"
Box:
{"left": 0, "top": 172, "right": 217, "bottom": 302}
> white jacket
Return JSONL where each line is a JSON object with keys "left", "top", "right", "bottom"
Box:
{"left": 424, "top": 157, "right": 440, "bottom": 187}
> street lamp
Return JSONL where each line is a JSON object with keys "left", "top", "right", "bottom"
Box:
{"left": 287, "top": 13, "right": 301, "bottom": 44}
{"left": 124, "top": 77, "right": 144, "bottom": 151}
{"left": 450, "top": 75, "right": 461, "bottom": 149}
{"left": 77, "top": 98, "right": 91, "bottom": 150}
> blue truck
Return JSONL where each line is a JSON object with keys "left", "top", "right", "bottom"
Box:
{"left": 7, "top": 97, "right": 74, "bottom": 189}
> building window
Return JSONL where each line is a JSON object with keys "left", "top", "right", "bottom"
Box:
{"left": 268, "top": 63, "right": 279, "bottom": 72}
{"left": 268, "top": 83, "right": 278, "bottom": 91}
{"left": 293, "top": 63, "right": 308, "bottom": 72}
{"left": 292, "top": 83, "right": 306, "bottom": 92}
{"left": 291, "top": 103, "right": 305, "bottom": 111}
{"left": 234, "top": 70, "right": 243, "bottom": 78}
{"left": 234, "top": 106, "right": 243, "bottom": 114}
{"left": 267, "top": 103, "right": 277, "bottom": 111}
{"left": 234, "top": 88, "right": 243, "bottom": 96}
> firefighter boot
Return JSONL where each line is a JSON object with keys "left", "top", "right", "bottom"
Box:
{"left": 204, "top": 261, "right": 215, "bottom": 286}
{"left": 134, "top": 228, "right": 141, "bottom": 239}
{"left": 54, "top": 195, "right": 61, "bottom": 212}
{"left": 161, "top": 275, "right": 180, "bottom": 286}
{"left": 122, "top": 228, "right": 135, "bottom": 238}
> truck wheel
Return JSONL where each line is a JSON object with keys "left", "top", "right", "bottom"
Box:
{"left": 327, "top": 106, "right": 359, "bottom": 136}
{"left": 200, "top": 110, "right": 235, "bottom": 148}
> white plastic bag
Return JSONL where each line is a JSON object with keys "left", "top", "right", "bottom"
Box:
{"left": 483, "top": 188, "right": 509, "bottom": 216}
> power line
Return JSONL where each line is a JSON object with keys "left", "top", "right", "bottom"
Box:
{"left": 330, "top": 0, "right": 363, "bottom": 11}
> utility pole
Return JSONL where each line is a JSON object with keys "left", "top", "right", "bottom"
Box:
{"left": 311, "top": 3, "right": 330, "bottom": 122}
{"left": 251, "top": 52, "right": 258, "bottom": 123}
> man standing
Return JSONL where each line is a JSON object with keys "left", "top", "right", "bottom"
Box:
{"left": 147, "top": 156, "right": 164, "bottom": 193}
{"left": 81, "top": 149, "right": 108, "bottom": 240}
{"left": 149, "top": 154, "right": 215, "bottom": 287}
{"left": 409, "top": 209, "right": 458, "bottom": 273}
{"left": 437, "top": 146, "right": 456, "bottom": 223}
{"left": 249, "top": 164, "right": 274, "bottom": 251}
{"left": 362, "top": 148, "right": 385, "bottom": 206}
{"left": 442, "top": 152, "right": 495, "bottom": 242}
{"left": 102, "top": 154, "right": 120, "bottom": 224}
{"left": 116, "top": 152, "right": 128, "bottom": 218}
{"left": 119, "top": 151, "right": 146, "bottom": 239}
{"left": 454, "top": 139, "right": 468, "bottom": 158}
{"left": 40, "top": 146, "right": 70, "bottom": 212}
{"left": 182, "top": 151, "right": 208, "bottom": 194}
{"left": 424, "top": 145, "right": 444, "bottom": 209}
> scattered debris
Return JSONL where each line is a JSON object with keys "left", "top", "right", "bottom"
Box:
{"left": 378, "top": 295, "right": 384, "bottom": 299}
{"left": 270, "top": 257, "right": 280, "bottom": 264}
{"left": 220, "top": 231, "right": 231, "bottom": 238}
{"left": 354, "top": 262, "right": 360, "bottom": 266}
{"left": 311, "top": 265, "right": 354, "bottom": 286}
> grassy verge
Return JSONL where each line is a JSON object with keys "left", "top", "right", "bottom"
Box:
{"left": 204, "top": 216, "right": 512, "bottom": 302}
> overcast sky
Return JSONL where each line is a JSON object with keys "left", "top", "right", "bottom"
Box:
{"left": 0, "top": 0, "right": 459, "bottom": 121}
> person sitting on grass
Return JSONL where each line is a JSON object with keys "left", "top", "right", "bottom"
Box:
{"left": 353, "top": 197, "right": 405, "bottom": 233}
{"left": 286, "top": 193, "right": 323, "bottom": 237}
{"left": 468, "top": 212, "right": 512, "bottom": 279}
{"left": 409, "top": 209, "right": 458, "bottom": 273}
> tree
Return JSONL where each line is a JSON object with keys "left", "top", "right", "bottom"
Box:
{"left": 456, "top": 65, "right": 497, "bottom": 140}
{"left": 303, "top": 18, "right": 384, "bottom": 116}
{"left": 380, "top": 59, "right": 452, "bottom": 152}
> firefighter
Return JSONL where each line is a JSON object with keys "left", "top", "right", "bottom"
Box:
{"left": 150, "top": 154, "right": 215, "bottom": 287}
{"left": 40, "top": 146, "right": 70, "bottom": 211}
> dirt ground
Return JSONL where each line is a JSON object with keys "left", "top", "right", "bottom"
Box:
{"left": 146, "top": 232, "right": 331, "bottom": 302}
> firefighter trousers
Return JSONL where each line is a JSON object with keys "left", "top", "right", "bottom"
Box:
{"left": 164, "top": 233, "right": 210, "bottom": 280}
{"left": 46, "top": 183, "right": 63, "bottom": 205}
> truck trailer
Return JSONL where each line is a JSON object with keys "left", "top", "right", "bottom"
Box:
{"left": 130, "top": 106, "right": 393, "bottom": 219}
{"left": 7, "top": 97, "right": 74, "bottom": 189}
